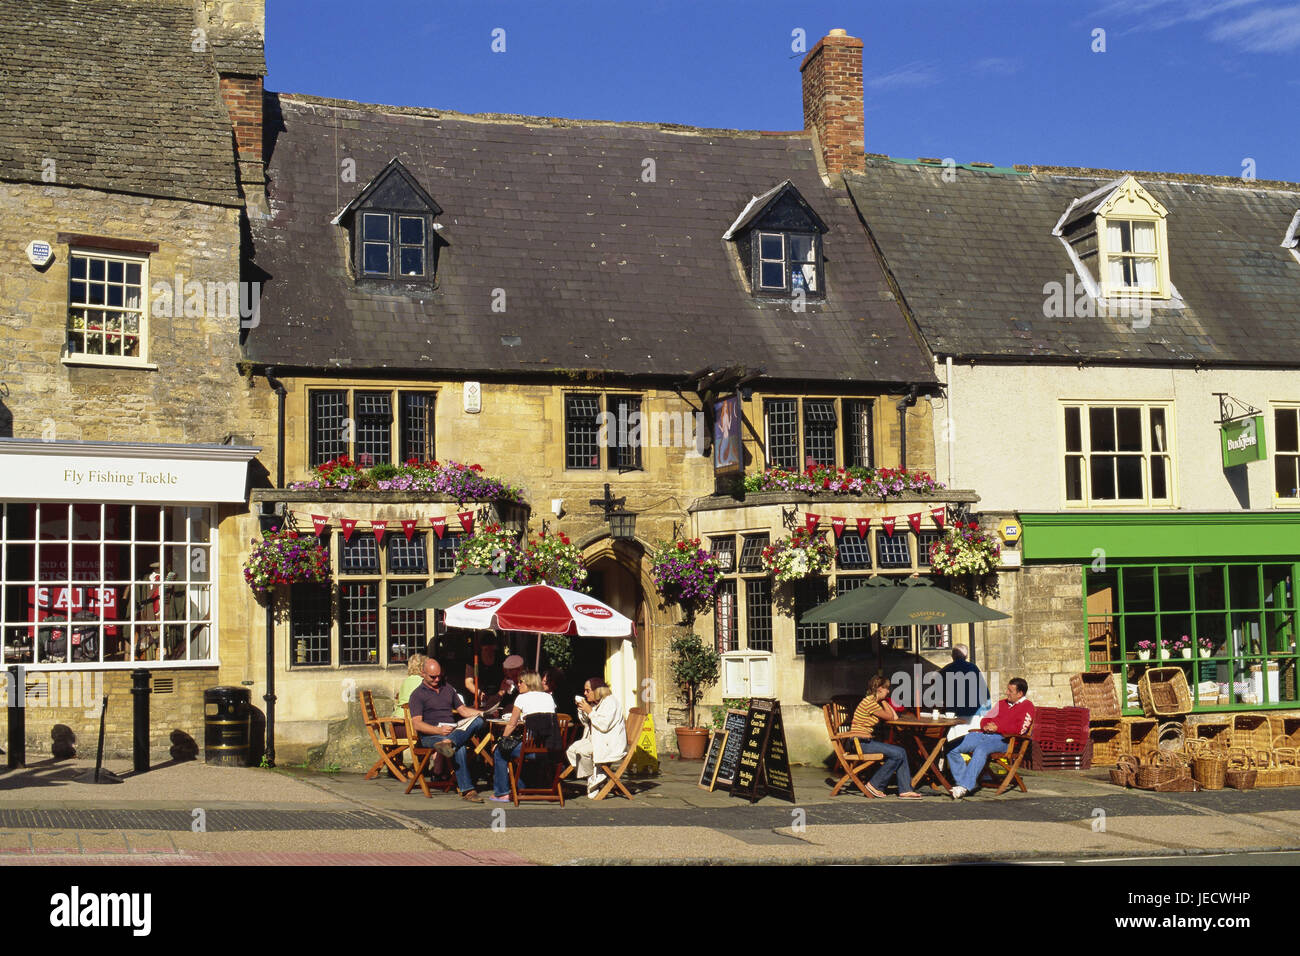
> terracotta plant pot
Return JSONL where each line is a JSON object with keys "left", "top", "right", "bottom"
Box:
{"left": 675, "top": 726, "right": 710, "bottom": 760}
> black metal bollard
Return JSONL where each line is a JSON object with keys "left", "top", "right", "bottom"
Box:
{"left": 7, "top": 665, "right": 24, "bottom": 768}
{"left": 130, "top": 669, "right": 151, "bottom": 773}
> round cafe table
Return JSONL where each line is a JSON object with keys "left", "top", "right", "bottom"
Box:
{"left": 885, "top": 714, "right": 963, "bottom": 793}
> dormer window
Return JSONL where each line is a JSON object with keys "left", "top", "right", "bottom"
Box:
{"left": 757, "top": 231, "right": 820, "bottom": 293}
{"left": 1056, "top": 175, "right": 1171, "bottom": 300}
{"left": 331, "top": 159, "right": 446, "bottom": 285}
{"left": 724, "top": 181, "right": 829, "bottom": 298}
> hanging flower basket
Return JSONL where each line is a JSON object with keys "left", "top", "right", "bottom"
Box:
{"left": 927, "top": 523, "right": 1001, "bottom": 577}
{"left": 517, "top": 530, "right": 588, "bottom": 591}
{"left": 650, "top": 538, "right": 722, "bottom": 616}
{"left": 761, "top": 528, "right": 835, "bottom": 584}
{"left": 456, "top": 523, "right": 522, "bottom": 576}
{"left": 243, "top": 526, "right": 330, "bottom": 597}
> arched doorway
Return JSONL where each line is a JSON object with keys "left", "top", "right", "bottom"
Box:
{"left": 581, "top": 539, "right": 649, "bottom": 710}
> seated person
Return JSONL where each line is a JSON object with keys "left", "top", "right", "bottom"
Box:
{"left": 477, "top": 652, "right": 525, "bottom": 712}
{"left": 464, "top": 639, "right": 503, "bottom": 706}
{"left": 407, "top": 658, "right": 488, "bottom": 803}
{"left": 948, "top": 677, "right": 1035, "bottom": 800}
{"left": 491, "top": 671, "right": 557, "bottom": 802}
{"left": 394, "top": 653, "right": 428, "bottom": 717}
{"left": 566, "top": 677, "right": 627, "bottom": 799}
{"left": 940, "top": 644, "right": 986, "bottom": 720}
{"left": 851, "top": 675, "right": 923, "bottom": 799}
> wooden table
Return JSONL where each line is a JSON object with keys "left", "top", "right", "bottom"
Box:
{"left": 885, "top": 716, "right": 963, "bottom": 793}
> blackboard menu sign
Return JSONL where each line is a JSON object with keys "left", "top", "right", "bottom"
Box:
{"left": 729, "top": 698, "right": 796, "bottom": 804}
{"left": 714, "top": 709, "right": 748, "bottom": 790}
{"left": 698, "top": 730, "right": 728, "bottom": 791}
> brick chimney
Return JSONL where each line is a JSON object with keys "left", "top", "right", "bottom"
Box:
{"left": 196, "top": 1, "right": 267, "bottom": 216}
{"left": 800, "top": 29, "right": 865, "bottom": 176}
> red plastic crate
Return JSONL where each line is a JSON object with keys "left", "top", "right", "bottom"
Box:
{"left": 1031, "top": 706, "right": 1090, "bottom": 752}
{"left": 1029, "top": 740, "right": 1092, "bottom": 770}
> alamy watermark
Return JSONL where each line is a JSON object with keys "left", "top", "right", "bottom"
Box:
{"left": 0, "top": 670, "right": 105, "bottom": 717}
{"left": 150, "top": 272, "right": 260, "bottom": 328}
{"left": 1043, "top": 274, "right": 1153, "bottom": 329}
{"left": 596, "top": 406, "right": 708, "bottom": 455}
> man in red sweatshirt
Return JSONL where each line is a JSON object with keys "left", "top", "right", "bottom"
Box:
{"left": 948, "top": 677, "right": 1034, "bottom": 799}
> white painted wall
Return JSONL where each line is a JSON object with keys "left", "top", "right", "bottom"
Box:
{"left": 930, "top": 363, "right": 1296, "bottom": 513}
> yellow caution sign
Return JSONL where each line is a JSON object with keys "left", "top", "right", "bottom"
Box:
{"left": 997, "top": 518, "right": 1021, "bottom": 543}
{"left": 627, "top": 711, "right": 660, "bottom": 775}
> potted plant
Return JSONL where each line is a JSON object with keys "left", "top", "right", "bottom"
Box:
{"left": 928, "top": 523, "right": 1002, "bottom": 577}
{"left": 517, "top": 529, "right": 588, "bottom": 590}
{"left": 1175, "top": 635, "right": 1192, "bottom": 659}
{"left": 1157, "top": 639, "right": 1171, "bottom": 660}
{"left": 669, "top": 632, "right": 721, "bottom": 759}
{"left": 1135, "top": 639, "right": 1154, "bottom": 661}
{"left": 1198, "top": 637, "right": 1214, "bottom": 658}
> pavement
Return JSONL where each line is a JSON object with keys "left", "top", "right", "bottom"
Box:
{"left": 1, "top": 752, "right": 1299, "bottom": 866}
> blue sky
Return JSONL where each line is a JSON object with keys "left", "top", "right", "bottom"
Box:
{"left": 267, "top": 0, "right": 1299, "bottom": 182}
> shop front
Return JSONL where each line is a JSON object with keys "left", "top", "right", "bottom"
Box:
{"left": 1021, "top": 512, "right": 1300, "bottom": 714}
{"left": 0, "top": 438, "right": 259, "bottom": 758}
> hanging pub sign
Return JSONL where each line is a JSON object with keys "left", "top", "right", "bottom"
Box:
{"left": 1221, "top": 415, "right": 1266, "bottom": 468}
{"left": 712, "top": 394, "right": 743, "bottom": 478}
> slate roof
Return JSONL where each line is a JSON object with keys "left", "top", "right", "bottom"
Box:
{"left": 0, "top": 0, "right": 244, "bottom": 206}
{"left": 244, "top": 93, "right": 937, "bottom": 385}
{"left": 846, "top": 159, "right": 1300, "bottom": 364}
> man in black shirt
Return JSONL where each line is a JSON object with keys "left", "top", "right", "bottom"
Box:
{"left": 407, "top": 658, "right": 488, "bottom": 802}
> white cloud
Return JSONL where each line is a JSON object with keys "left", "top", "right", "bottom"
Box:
{"left": 974, "top": 57, "right": 1021, "bottom": 75}
{"left": 1209, "top": 6, "right": 1300, "bottom": 51}
{"left": 864, "top": 61, "right": 939, "bottom": 91}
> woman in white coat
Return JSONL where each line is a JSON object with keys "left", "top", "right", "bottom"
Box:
{"left": 567, "top": 677, "right": 627, "bottom": 798}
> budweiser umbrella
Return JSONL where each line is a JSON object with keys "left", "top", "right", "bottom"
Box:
{"left": 443, "top": 584, "right": 634, "bottom": 639}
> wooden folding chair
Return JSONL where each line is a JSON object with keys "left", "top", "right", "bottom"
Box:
{"left": 588, "top": 707, "right": 645, "bottom": 801}
{"left": 824, "top": 696, "right": 885, "bottom": 797}
{"left": 506, "top": 713, "right": 566, "bottom": 806}
{"left": 976, "top": 725, "right": 1033, "bottom": 795}
{"left": 401, "top": 704, "right": 455, "bottom": 797}
{"left": 361, "top": 690, "right": 409, "bottom": 783}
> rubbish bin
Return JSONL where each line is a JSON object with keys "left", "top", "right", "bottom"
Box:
{"left": 204, "top": 686, "right": 252, "bottom": 766}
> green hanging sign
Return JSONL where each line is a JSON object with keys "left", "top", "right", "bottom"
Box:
{"left": 1221, "top": 415, "right": 1266, "bottom": 468}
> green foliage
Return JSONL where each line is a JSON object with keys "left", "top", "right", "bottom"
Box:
{"left": 669, "top": 632, "right": 721, "bottom": 728}
{"left": 542, "top": 633, "right": 574, "bottom": 673}
{"left": 710, "top": 697, "right": 752, "bottom": 730}
{"left": 369, "top": 462, "right": 401, "bottom": 481}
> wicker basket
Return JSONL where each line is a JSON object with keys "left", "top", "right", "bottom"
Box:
{"left": 1192, "top": 753, "right": 1227, "bottom": 790}
{"left": 1250, "top": 749, "right": 1291, "bottom": 788}
{"left": 1232, "top": 714, "right": 1273, "bottom": 751}
{"left": 1226, "top": 768, "right": 1258, "bottom": 790}
{"left": 1192, "top": 719, "right": 1233, "bottom": 749}
{"left": 1111, "top": 754, "right": 1139, "bottom": 787}
{"left": 1158, "top": 720, "right": 1185, "bottom": 753}
{"left": 1183, "top": 737, "right": 1210, "bottom": 758}
{"left": 1273, "top": 747, "right": 1300, "bottom": 786}
{"left": 1136, "top": 764, "right": 1185, "bottom": 790}
{"left": 1089, "top": 720, "right": 1125, "bottom": 767}
{"left": 1138, "top": 667, "right": 1193, "bottom": 717}
{"left": 1123, "top": 717, "right": 1161, "bottom": 762}
{"left": 1071, "top": 672, "right": 1121, "bottom": 719}
{"left": 1269, "top": 715, "right": 1300, "bottom": 748}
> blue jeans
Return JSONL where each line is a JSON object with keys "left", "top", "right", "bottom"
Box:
{"left": 493, "top": 735, "right": 520, "bottom": 797}
{"left": 420, "top": 716, "right": 486, "bottom": 793}
{"left": 854, "top": 739, "right": 917, "bottom": 795}
{"left": 947, "top": 731, "right": 1007, "bottom": 791}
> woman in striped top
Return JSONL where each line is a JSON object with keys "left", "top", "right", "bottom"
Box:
{"left": 850, "top": 675, "right": 923, "bottom": 799}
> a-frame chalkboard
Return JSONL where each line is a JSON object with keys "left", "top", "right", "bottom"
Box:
{"left": 712, "top": 709, "right": 748, "bottom": 790}
{"left": 729, "top": 698, "right": 796, "bottom": 804}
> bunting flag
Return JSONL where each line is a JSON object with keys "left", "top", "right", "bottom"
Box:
{"left": 830, "top": 516, "right": 846, "bottom": 539}
{"left": 907, "top": 513, "right": 922, "bottom": 535}
{"left": 805, "top": 512, "right": 821, "bottom": 533}
{"left": 856, "top": 517, "right": 871, "bottom": 538}
{"left": 340, "top": 517, "right": 358, "bottom": 542}
{"left": 431, "top": 516, "right": 447, "bottom": 539}
{"left": 311, "top": 514, "right": 330, "bottom": 537}
{"left": 457, "top": 511, "right": 476, "bottom": 535}
{"left": 931, "top": 507, "right": 946, "bottom": 530}
{"left": 371, "top": 519, "right": 387, "bottom": 544}
{"left": 881, "top": 516, "right": 897, "bottom": 538}
{"left": 401, "top": 518, "right": 418, "bottom": 541}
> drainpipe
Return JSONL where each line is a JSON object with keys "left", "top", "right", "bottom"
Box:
{"left": 262, "top": 371, "right": 287, "bottom": 767}
{"left": 945, "top": 356, "right": 955, "bottom": 488}
{"left": 896, "top": 384, "right": 920, "bottom": 469}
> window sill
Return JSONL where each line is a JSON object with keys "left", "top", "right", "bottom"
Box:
{"left": 62, "top": 354, "right": 157, "bottom": 371}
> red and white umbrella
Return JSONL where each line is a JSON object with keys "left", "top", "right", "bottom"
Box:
{"left": 443, "top": 584, "right": 634, "bottom": 639}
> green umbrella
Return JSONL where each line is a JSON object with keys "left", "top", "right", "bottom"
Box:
{"left": 801, "top": 576, "right": 1009, "bottom": 627}
{"left": 386, "top": 567, "right": 514, "bottom": 610}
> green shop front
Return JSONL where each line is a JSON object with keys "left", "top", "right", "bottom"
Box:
{"left": 1021, "top": 513, "right": 1300, "bottom": 714}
